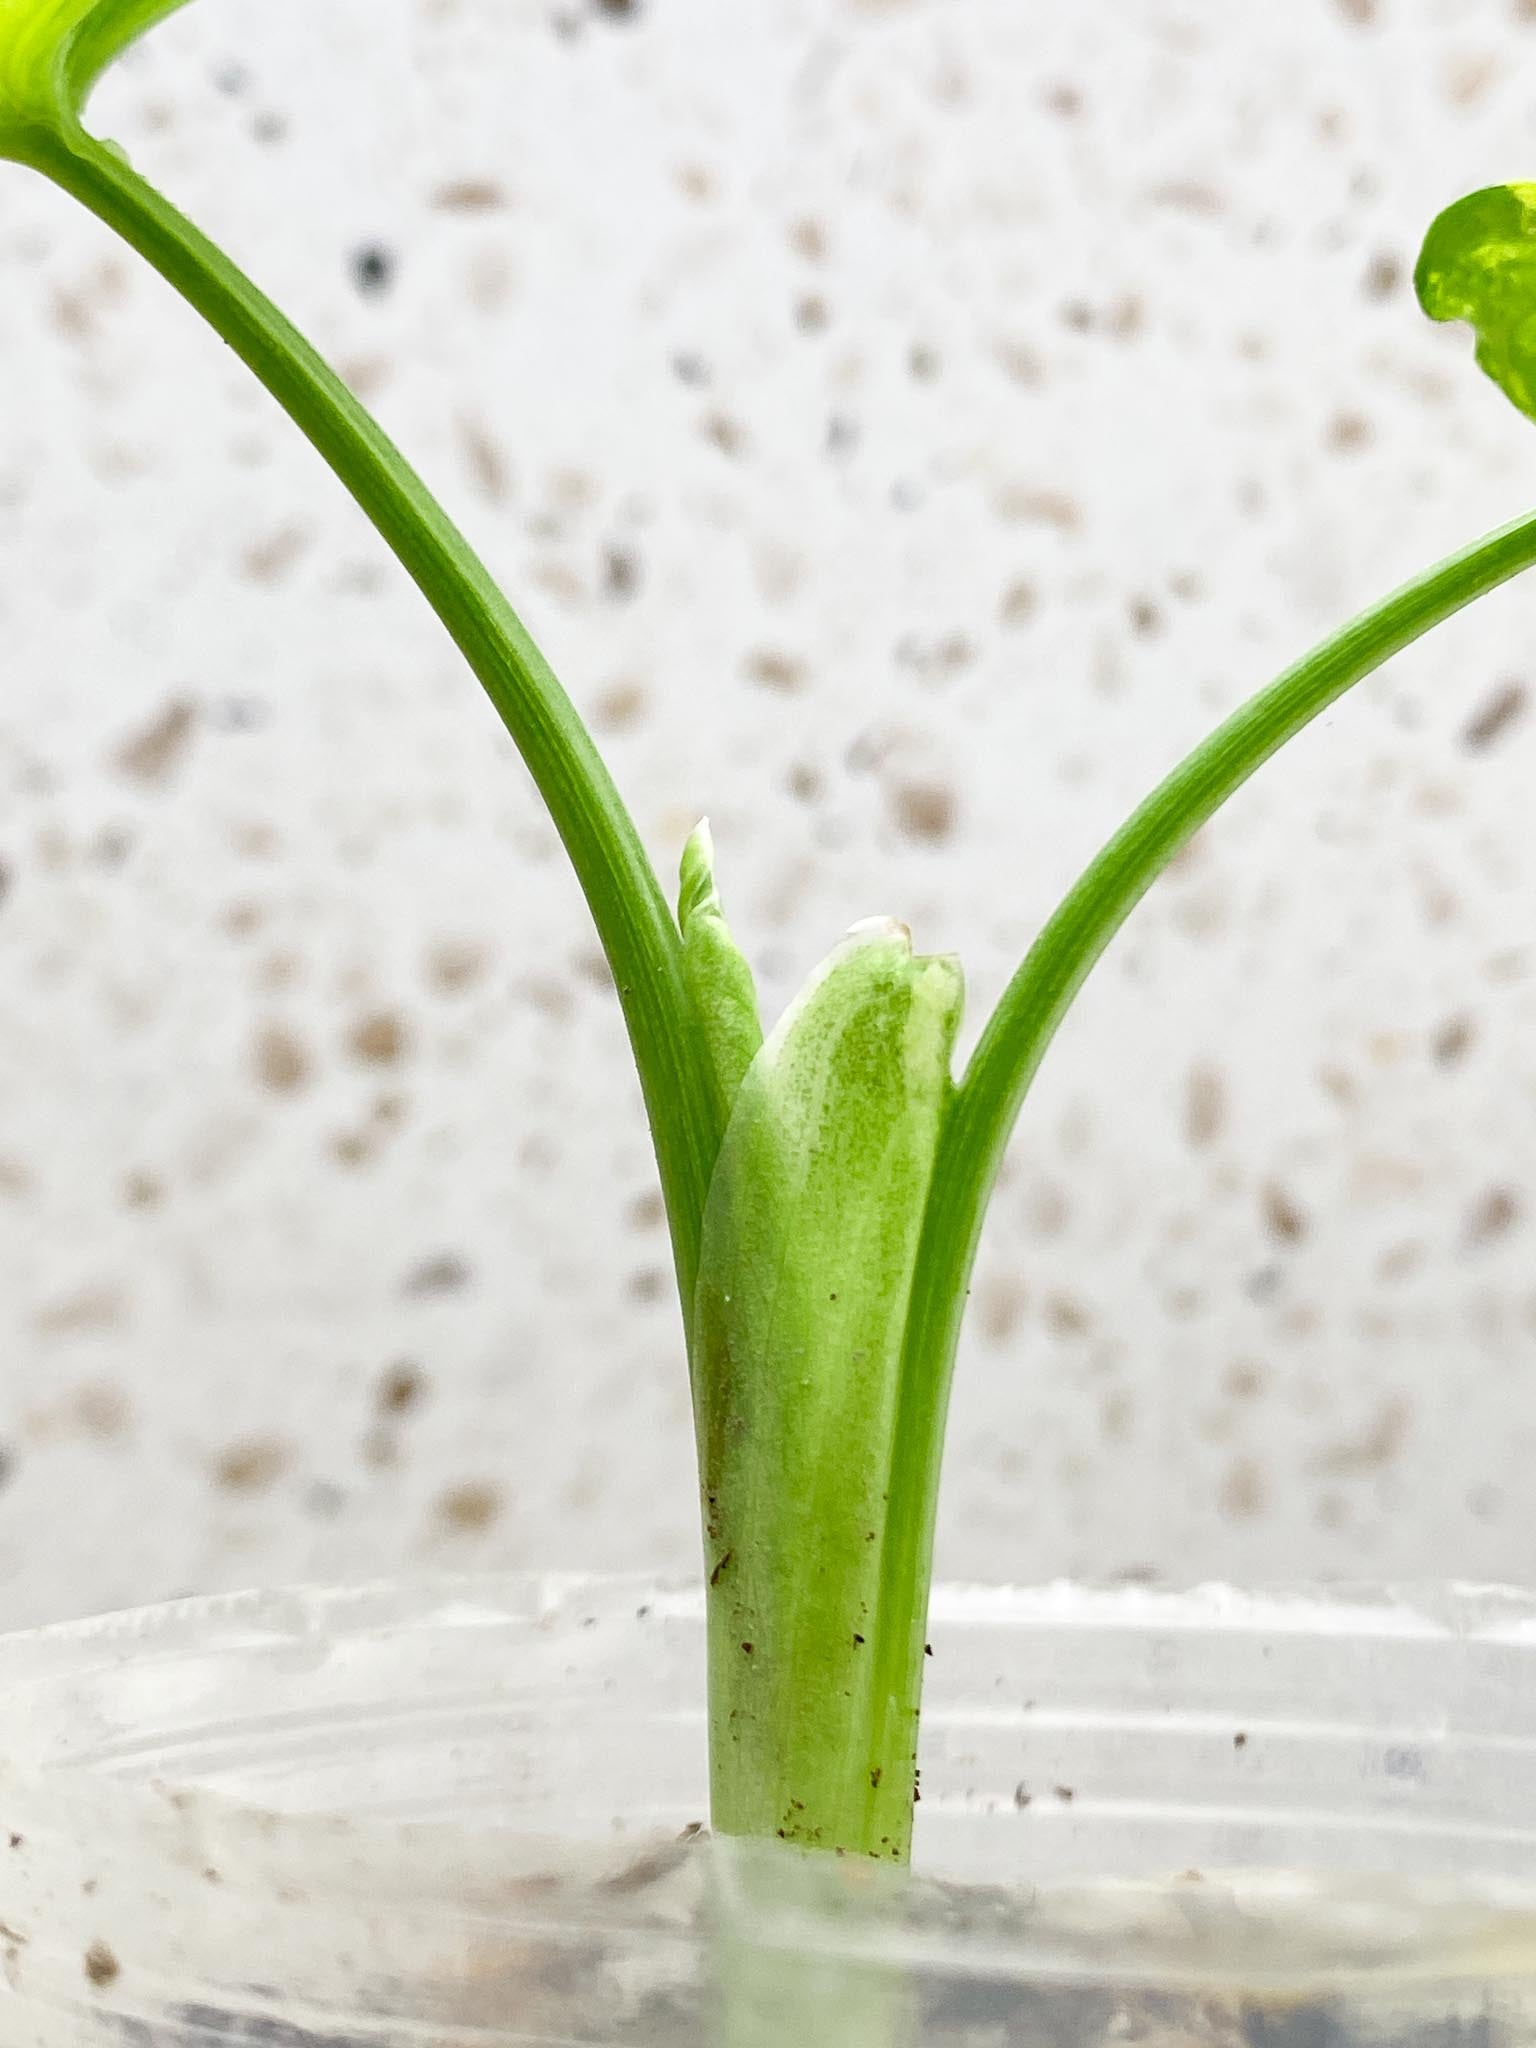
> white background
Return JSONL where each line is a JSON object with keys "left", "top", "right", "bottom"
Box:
{"left": 2, "top": 0, "right": 1536, "bottom": 1629}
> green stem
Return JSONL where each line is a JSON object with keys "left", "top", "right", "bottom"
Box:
{"left": 872, "top": 505, "right": 1536, "bottom": 1785}
{"left": 24, "top": 123, "right": 722, "bottom": 1314}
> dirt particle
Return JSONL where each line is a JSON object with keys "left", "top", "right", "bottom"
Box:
{"left": 626, "top": 1188, "right": 666, "bottom": 1232}
{"left": 1101, "top": 1389, "right": 1134, "bottom": 1443}
{"left": 890, "top": 781, "right": 957, "bottom": 844}
{"left": 1000, "top": 577, "right": 1036, "bottom": 626}
{"left": 789, "top": 216, "right": 827, "bottom": 263}
{"left": 1128, "top": 595, "right": 1163, "bottom": 637}
{"left": 1446, "top": 53, "right": 1496, "bottom": 107}
{"left": 34, "top": 1284, "right": 124, "bottom": 1338}
{"left": 676, "top": 161, "right": 716, "bottom": 204}
{"left": 745, "top": 649, "right": 806, "bottom": 693}
{"left": 1233, "top": 1731, "right": 1249, "bottom": 1749}
{"left": 1027, "top": 1181, "right": 1070, "bottom": 1237}
{"left": 627, "top": 1266, "right": 668, "bottom": 1303}
{"left": 703, "top": 410, "right": 747, "bottom": 457}
{"left": 1362, "top": 250, "right": 1401, "bottom": 300}
{"left": 1432, "top": 1013, "right": 1474, "bottom": 1065}
{"left": 1013, "top": 1782, "right": 1032, "bottom": 1808}
{"left": 995, "top": 485, "right": 1080, "bottom": 530}
{"left": 76, "top": 1383, "right": 130, "bottom": 1439}
{"left": 1466, "top": 1183, "right": 1521, "bottom": 1245}
{"left": 591, "top": 542, "right": 638, "bottom": 604}
{"left": 242, "top": 525, "right": 307, "bottom": 584}
{"left": 1463, "top": 680, "right": 1527, "bottom": 751}
{"left": 437, "top": 1480, "right": 503, "bottom": 1534}
{"left": 523, "top": 975, "right": 576, "bottom": 1022}
{"left": 979, "top": 1276, "right": 1028, "bottom": 1345}
{"left": 1316, "top": 1394, "right": 1411, "bottom": 1476}
{"left": 457, "top": 415, "right": 511, "bottom": 501}
{"left": 351, "top": 243, "right": 394, "bottom": 296}
{"left": 83, "top": 1941, "right": 119, "bottom": 1989}
{"left": 253, "top": 1022, "right": 311, "bottom": 1095}
{"left": 377, "top": 1362, "right": 426, "bottom": 1416}
{"left": 1262, "top": 1180, "right": 1309, "bottom": 1245}
{"left": 1219, "top": 1456, "right": 1267, "bottom": 1521}
{"left": 1326, "top": 410, "right": 1373, "bottom": 454}
{"left": 426, "top": 938, "right": 486, "bottom": 995}
{"left": 594, "top": 679, "right": 647, "bottom": 732}
{"left": 710, "top": 1550, "right": 733, "bottom": 1587}
{"left": 993, "top": 335, "right": 1043, "bottom": 387}
{"left": 359, "top": 1425, "right": 397, "bottom": 1471}
{"left": 114, "top": 699, "right": 196, "bottom": 786}
{"left": 348, "top": 1010, "right": 409, "bottom": 1067}
{"left": 1053, "top": 1784, "right": 1075, "bottom": 1803}
{"left": 573, "top": 947, "right": 615, "bottom": 992}
{"left": 0, "top": 857, "right": 10, "bottom": 912}
{"left": 1185, "top": 1062, "right": 1227, "bottom": 1148}
{"left": 1044, "top": 1292, "right": 1091, "bottom": 1338}
{"left": 403, "top": 1252, "right": 473, "bottom": 1297}
{"left": 214, "top": 1436, "right": 292, "bottom": 1495}
{"left": 431, "top": 179, "right": 507, "bottom": 213}
{"left": 1147, "top": 180, "right": 1224, "bottom": 216}
{"left": 122, "top": 1171, "right": 164, "bottom": 1210}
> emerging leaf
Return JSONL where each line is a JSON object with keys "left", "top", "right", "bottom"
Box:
{"left": 1416, "top": 184, "right": 1536, "bottom": 422}
{"left": 694, "top": 916, "right": 962, "bottom": 1857}
{"left": 678, "top": 820, "right": 764, "bottom": 1118}
{"left": 0, "top": 0, "right": 191, "bottom": 156}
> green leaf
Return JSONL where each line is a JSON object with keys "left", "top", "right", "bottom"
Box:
{"left": 694, "top": 917, "right": 962, "bottom": 1860}
{"left": 0, "top": 0, "right": 192, "bottom": 152}
{"left": 1416, "top": 183, "right": 1536, "bottom": 421}
{"left": 678, "top": 821, "right": 764, "bottom": 1119}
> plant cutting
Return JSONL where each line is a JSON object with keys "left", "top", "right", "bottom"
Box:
{"left": 3, "top": 0, "right": 1536, "bottom": 1879}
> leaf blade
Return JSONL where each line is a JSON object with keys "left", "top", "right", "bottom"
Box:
{"left": 1416, "top": 183, "right": 1536, "bottom": 421}
{"left": 0, "top": 0, "right": 192, "bottom": 149}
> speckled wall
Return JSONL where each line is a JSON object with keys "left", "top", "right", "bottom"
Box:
{"left": 2, "top": 0, "right": 1535, "bottom": 1630}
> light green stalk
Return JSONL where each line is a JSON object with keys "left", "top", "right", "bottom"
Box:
{"left": 693, "top": 906, "right": 962, "bottom": 1860}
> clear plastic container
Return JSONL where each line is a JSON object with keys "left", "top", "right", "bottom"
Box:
{"left": 3, "top": 1575, "right": 1536, "bottom": 2045}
